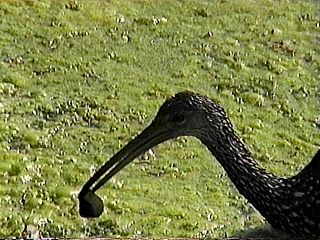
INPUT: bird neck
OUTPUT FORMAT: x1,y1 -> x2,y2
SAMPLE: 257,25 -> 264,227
198,125 -> 283,210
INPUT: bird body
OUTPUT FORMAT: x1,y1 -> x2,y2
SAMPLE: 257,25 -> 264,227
79,91 -> 320,237
199,109 -> 320,236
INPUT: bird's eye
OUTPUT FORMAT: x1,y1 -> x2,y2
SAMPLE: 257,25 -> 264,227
170,113 -> 186,124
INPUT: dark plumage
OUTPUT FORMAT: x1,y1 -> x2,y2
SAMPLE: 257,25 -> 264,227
79,91 -> 320,237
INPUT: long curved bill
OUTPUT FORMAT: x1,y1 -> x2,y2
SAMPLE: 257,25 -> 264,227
79,121 -> 174,196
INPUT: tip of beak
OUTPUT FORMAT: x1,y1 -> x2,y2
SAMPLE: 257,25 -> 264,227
79,190 -> 104,218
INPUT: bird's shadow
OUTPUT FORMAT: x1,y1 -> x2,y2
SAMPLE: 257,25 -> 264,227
230,224 -> 318,240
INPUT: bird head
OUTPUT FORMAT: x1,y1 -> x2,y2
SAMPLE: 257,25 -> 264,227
157,91 -> 229,133
78,91 -> 229,218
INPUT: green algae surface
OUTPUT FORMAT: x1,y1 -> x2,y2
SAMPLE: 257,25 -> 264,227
0,0 -> 319,238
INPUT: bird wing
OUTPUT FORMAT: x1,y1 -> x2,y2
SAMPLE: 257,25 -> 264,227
278,149 -> 320,235
294,149 -> 320,179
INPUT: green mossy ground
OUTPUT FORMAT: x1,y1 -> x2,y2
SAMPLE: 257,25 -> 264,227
0,0 -> 319,238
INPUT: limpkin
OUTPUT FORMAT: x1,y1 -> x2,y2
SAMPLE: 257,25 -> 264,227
79,91 -> 320,237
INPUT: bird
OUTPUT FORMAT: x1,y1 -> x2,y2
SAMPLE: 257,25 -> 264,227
79,91 -> 320,237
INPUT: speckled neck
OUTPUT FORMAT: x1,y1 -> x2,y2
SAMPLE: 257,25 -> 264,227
201,127 -> 281,195
197,122 -> 292,228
